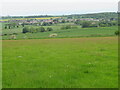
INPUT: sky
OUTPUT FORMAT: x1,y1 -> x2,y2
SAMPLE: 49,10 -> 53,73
0,0 -> 119,16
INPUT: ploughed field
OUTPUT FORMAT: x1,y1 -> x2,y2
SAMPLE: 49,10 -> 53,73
2,37 -> 118,88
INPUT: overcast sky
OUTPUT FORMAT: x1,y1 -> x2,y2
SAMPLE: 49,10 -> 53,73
0,0 -> 119,16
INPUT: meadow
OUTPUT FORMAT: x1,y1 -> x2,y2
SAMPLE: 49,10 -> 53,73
1,17 -> 118,88
2,37 -> 118,88
2,25 -> 118,40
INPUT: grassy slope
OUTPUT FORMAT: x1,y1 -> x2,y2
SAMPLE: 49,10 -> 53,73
3,37 -> 118,88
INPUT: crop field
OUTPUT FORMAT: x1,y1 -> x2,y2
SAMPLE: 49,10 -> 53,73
2,37 -> 118,88
0,17 -> 61,22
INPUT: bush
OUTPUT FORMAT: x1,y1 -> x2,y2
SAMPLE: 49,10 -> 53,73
22,26 -> 48,33
115,30 -> 119,36
3,34 -> 7,36
29,27 -> 36,33
40,27 -> 45,32
81,22 -> 91,28
42,22 -> 51,26
61,26 -> 66,29
22,27 -> 29,33
36,27 -> 41,32
74,20 -> 81,25
98,21 -> 117,27
61,25 -> 72,30
71,26 -> 78,29
13,33 -> 18,35
99,24 -> 106,27
66,25 -> 71,29
4,26 -> 7,29
47,27 -> 53,31
89,24 -> 98,27
61,19 -> 65,23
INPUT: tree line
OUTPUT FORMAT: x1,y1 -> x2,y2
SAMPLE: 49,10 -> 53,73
22,27 -> 53,33
74,20 -> 118,28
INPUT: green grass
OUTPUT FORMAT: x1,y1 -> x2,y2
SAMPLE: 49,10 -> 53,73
0,39 -> 2,89
3,37 -> 118,88
2,26 -> 118,40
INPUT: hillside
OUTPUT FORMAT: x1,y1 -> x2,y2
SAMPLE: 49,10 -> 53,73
67,12 -> 118,19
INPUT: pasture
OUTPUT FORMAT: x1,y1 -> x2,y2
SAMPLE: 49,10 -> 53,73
2,26 -> 118,40
2,37 -> 118,88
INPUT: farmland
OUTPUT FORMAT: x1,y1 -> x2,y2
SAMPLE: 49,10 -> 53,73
1,13 -> 118,40
0,17 -> 61,22
1,12 -> 119,88
2,37 -> 118,88
1,25 -> 118,40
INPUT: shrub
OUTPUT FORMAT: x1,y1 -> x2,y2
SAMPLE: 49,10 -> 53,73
40,27 -> 45,32
99,24 -> 106,27
89,24 -> 98,27
21,23 -> 25,27
61,19 -> 65,23
74,20 -> 81,25
29,27 -> 36,33
22,27 -> 29,33
71,26 -> 78,29
36,27 -> 41,32
4,26 -> 7,29
61,25 -> 72,30
3,34 -> 7,36
17,25 -> 19,28
42,22 -> 51,26
61,26 -> 66,29
22,26 -> 46,33
8,25 -> 11,29
47,27 -> 53,31
13,33 -> 18,35
98,21 -> 116,27
66,25 -> 71,29
81,21 -> 91,28
115,30 -> 119,36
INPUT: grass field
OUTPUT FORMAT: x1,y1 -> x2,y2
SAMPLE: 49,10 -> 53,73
2,26 -> 118,40
2,37 -> 118,88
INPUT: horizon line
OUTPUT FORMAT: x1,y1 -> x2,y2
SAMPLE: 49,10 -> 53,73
1,11 -> 117,17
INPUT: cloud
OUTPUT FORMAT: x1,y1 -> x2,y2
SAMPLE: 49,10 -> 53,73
1,0 -> 118,16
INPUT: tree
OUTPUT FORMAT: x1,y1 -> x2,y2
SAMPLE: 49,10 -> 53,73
81,21 -> 91,28
47,27 -> 53,31
99,21 -> 113,27
4,26 -> 7,29
12,23 -> 17,27
61,19 -> 65,23
65,25 -> 71,29
74,20 -> 80,25
115,30 -> 119,36
36,27 -> 41,32
42,22 -> 50,26
17,25 -> 19,28
8,25 -> 11,29
21,23 -> 25,27
22,27 -> 29,33
61,25 -> 72,29
29,27 -> 36,33
40,27 -> 45,32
